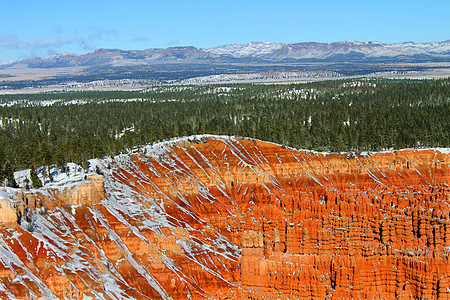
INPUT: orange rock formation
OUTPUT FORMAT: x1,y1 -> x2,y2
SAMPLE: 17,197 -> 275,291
0,136 -> 448,299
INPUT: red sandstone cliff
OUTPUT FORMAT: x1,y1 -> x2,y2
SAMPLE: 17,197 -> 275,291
0,136 -> 448,299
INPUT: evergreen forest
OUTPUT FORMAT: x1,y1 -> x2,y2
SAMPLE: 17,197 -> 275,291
1,78 -> 449,186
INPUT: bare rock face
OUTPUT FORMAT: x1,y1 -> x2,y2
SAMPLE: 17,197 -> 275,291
49,174 -> 106,206
0,136 -> 448,299
0,199 -> 17,227
7,174 -> 106,228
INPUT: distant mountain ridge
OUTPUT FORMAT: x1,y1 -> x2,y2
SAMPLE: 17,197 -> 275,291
208,40 -> 450,59
9,46 -> 222,68
3,40 -> 450,69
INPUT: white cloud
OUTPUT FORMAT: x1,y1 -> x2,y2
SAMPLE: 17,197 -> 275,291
0,34 -> 82,49
0,34 -> 22,48
0,29 -> 120,62
0,29 -> 118,51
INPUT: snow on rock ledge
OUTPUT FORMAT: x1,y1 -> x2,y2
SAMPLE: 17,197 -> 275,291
0,174 -> 106,228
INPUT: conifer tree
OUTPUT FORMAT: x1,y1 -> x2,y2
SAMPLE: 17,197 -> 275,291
5,162 -> 18,188
30,168 -> 42,189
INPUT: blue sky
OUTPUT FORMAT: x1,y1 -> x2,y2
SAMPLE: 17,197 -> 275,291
1,0 -> 449,63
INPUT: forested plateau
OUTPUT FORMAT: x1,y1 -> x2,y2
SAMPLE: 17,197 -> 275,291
0,77 -> 449,186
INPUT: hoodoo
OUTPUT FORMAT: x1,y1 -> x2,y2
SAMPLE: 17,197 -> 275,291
0,136 -> 448,299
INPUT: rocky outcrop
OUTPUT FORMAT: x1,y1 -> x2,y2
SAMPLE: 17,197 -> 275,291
48,174 -> 106,206
4,174 -> 106,228
0,136 -> 448,299
0,199 -> 17,227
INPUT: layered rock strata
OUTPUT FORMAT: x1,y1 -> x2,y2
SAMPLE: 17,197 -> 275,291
0,136 -> 448,299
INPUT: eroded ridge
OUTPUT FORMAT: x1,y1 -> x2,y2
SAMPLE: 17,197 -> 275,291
0,136 -> 448,299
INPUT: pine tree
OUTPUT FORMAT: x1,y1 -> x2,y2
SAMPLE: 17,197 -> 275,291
0,145 -> 6,183
5,162 -> 18,188
30,168 -> 42,189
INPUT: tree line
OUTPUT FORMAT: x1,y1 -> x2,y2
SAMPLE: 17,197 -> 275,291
1,78 -> 449,187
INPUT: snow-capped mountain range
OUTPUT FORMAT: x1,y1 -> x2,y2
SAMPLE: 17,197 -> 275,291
1,40 -> 449,86
206,41 -> 286,57
2,40 -> 450,69
206,40 -> 450,59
